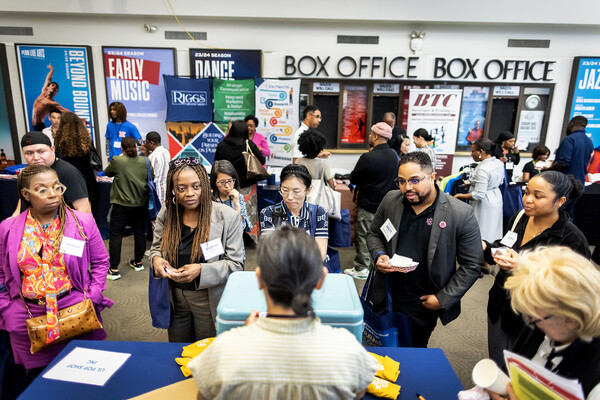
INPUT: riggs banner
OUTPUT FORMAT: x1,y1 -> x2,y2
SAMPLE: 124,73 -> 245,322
212,79 -> 255,123
16,44 -> 97,137
103,47 -> 175,147
255,79 -> 300,166
190,49 -> 262,79
164,76 -> 212,123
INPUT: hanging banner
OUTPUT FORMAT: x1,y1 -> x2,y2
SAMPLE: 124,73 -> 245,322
213,79 -> 255,123
407,89 -> 462,175
190,49 -> 262,79
0,44 -> 19,171
341,85 -> 368,145
456,86 -> 489,150
164,76 -> 212,123
103,47 -> 175,148
16,44 -> 97,139
565,57 -> 600,147
255,79 -> 300,166
165,122 -> 224,166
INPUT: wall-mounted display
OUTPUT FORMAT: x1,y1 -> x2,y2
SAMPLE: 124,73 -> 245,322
564,57 -> 600,147
189,49 -> 262,79
456,86 -> 489,151
0,44 -> 19,170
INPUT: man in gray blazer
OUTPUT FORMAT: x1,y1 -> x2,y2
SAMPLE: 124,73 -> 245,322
367,151 -> 483,347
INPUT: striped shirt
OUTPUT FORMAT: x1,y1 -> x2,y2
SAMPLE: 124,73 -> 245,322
259,201 -> 328,238
188,317 -> 377,400
148,145 -> 170,204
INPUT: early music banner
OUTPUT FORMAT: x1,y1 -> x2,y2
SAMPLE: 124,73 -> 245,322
103,47 -> 176,149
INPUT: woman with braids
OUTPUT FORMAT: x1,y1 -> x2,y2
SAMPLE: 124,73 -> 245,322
54,111 -> 98,206
104,136 -> 151,280
149,157 -> 244,342
0,165 -> 112,375
296,128 -> 335,189
188,225 -> 377,400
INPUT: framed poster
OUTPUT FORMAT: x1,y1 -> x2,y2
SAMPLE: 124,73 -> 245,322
564,57 -> 600,147
189,49 -> 262,79
341,85 -> 368,147
103,46 -> 176,148
0,44 -> 20,170
456,86 -> 489,151
15,44 -> 98,142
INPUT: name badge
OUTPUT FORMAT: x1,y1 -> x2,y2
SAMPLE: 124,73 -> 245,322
113,141 -> 121,148
201,239 -> 225,260
506,161 -> 514,170
59,237 -> 85,257
380,218 -> 397,242
500,231 -> 518,248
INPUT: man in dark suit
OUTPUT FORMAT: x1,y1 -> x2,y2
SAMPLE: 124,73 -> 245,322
367,151 -> 483,347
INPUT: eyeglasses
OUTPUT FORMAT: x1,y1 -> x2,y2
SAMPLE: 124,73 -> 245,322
23,184 -> 67,198
395,175 -> 429,188
169,157 -> 200,170
522,313 -> 554,327
216,178 -> 235,187
279,188 -> 306,199
309,112 -> 322,120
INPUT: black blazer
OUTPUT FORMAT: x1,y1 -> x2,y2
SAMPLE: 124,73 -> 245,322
214,139 -> 266,188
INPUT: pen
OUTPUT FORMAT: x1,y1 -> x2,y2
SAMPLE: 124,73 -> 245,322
416,394 -> 426,400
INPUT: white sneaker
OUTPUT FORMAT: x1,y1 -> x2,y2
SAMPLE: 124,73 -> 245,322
343,268 -> 368,280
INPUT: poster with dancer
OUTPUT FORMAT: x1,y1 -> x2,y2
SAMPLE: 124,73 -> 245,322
0,44 -> 19,170
341,85 -> 368,146
456,87 -> 489,151
255,79 -> 300,166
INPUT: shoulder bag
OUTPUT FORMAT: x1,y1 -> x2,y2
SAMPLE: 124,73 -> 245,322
306,160 -> 342,220
145,157 -> 162,220
89,142 -> 103,172
243,140 -> 270,180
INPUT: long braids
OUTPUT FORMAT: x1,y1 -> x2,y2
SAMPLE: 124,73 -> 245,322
161,164 -> 212,268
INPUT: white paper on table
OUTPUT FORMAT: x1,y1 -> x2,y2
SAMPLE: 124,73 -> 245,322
43,347 -> 131,386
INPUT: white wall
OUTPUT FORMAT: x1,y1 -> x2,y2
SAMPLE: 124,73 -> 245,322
1,4 -> 598,171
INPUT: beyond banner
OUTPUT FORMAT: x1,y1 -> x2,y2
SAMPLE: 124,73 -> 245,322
16,44 -> 97,139
190,49 -> 262,79
255,79 -> 300,166
103,47 -> 175,147
213,79 -> 255,123
164,76 -> 212,123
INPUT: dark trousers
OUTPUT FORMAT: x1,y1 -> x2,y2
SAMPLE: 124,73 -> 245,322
109,204 -> 146,270
393,301 -> 438,348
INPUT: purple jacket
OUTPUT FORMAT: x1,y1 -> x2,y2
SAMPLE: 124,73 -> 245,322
0,209 -> 113,331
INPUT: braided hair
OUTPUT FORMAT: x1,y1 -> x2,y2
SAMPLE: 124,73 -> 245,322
160,163 -> 212,268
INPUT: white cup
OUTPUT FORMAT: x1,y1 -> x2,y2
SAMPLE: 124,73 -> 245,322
472,358 -> 510,395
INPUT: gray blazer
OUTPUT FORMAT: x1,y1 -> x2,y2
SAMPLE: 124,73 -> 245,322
366,188 -> 483,325
149,202 -> 244,325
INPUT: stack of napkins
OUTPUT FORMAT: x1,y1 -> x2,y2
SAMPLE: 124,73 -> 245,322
175,338 -> 215,377
388,255 -> 419,273
367,352 -> 401,399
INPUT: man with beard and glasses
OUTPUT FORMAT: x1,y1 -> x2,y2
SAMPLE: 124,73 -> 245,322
366,151 -> 483,347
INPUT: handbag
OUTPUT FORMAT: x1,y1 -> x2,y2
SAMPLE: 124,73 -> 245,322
89,142 -> 103,172
328,208 -> 352,247
21,292 -> 102,354
243,140 -> 270,181
144,157 -> 162,220
360,269 -> 412,347
148,267 -> 172,329
306,160 -> 342,220
499,169 -> 523,230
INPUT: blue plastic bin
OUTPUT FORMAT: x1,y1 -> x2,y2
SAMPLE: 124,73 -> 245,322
216,271 -> 363,341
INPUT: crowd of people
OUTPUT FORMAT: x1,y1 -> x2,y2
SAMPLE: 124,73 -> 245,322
0,103 -> 598,399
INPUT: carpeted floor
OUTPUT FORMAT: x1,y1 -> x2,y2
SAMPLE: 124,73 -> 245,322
102,236 -> 493,389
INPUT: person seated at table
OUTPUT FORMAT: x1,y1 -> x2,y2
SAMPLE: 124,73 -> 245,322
210,160 -> 252,233
258,164 -> 328,260
488,246 -> 600,400
483,171 -> 590,367
296,128 -> 335,189
521,145 -> 550,183
149,157 -> 244,343
188,225 -> 377,400
0,165 -> 112,376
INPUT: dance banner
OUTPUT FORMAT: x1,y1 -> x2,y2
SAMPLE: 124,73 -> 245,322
255,79 -> 300,166
16,44 -> 97,139
0,44 -> 19,170
103,47 -> 175,147
190,49 -> 262,79
407,89 -> 462,175
565,57 -> 600,147
165,122 -> 224,166
164,76 -> 212,123
456,87 -> 489,150
212,79 -> 255,123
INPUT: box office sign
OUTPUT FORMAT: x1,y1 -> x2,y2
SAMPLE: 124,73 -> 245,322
190,49 -> 262,79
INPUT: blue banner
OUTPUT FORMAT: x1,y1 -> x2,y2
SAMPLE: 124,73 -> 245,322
164,76 -> 212,123
16,44 -> 96,138
103,47 -> 175,148
0,45 -> 17,169
568,57 -> 600,147
457,87 -> 489,148
189,49 -> 262,79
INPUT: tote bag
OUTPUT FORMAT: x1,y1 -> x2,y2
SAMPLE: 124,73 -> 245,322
243,140 -> 270,180
499,169 -> 523,229
306,160 -> 342,220
328,208 -> 352,247
144,157 -> 162,220
360,269 -> 412,347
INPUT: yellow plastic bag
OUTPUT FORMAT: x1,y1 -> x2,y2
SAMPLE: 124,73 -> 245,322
370,352 -> 400,382
367,377 -> 401,399
181,337 -> 215,358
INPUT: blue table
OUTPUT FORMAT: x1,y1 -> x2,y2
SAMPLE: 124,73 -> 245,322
19,341 -> 463,400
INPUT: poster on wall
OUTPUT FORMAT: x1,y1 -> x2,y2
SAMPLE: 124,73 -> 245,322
190,49 -> 262,79
16,44 -> 97,140
212,79 -> 255,123
407,89 -> 463,176
165,121 -> 225,166
517,110 -> 544,143
103,47 -> 176,148
456,87 -> 489,151
164,76 -> 212,123
341,85 -> 368,145
255,79 -> 300,166
0,44 -> 19,171
565,57 -> 600,147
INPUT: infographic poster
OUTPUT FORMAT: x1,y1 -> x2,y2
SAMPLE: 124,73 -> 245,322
103,47 -> 175,148
255,79 -> 300,166
16,44 -> 97,139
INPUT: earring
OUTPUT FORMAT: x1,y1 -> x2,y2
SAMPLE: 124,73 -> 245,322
172,196 -> 177,204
